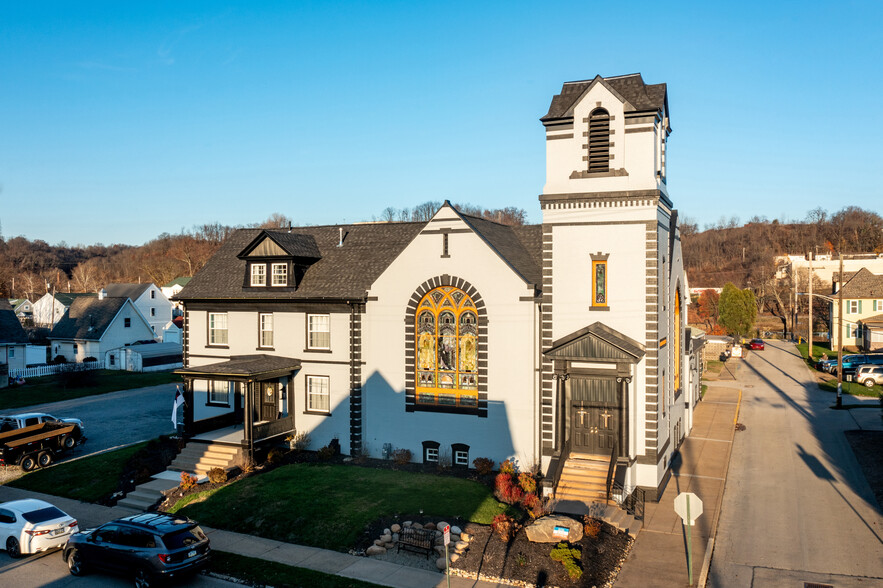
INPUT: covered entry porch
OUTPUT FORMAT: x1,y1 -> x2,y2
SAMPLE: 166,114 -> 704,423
542,322 -> 644,504
175,354 -> 301,461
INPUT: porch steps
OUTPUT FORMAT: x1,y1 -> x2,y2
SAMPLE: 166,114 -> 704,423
554,453 -> 609,504
168,442 -> 243,477
116,476 -> 180,511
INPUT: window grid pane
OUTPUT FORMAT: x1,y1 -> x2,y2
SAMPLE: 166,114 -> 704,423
260,313 -> 274,347
272,264 -> 288,286
251,264 -> 266,286
454,450 -> 468,466
209,313 -> 228,345
308,315 -> 331,349
426,448 -> 439,462
307,376 -> 330,412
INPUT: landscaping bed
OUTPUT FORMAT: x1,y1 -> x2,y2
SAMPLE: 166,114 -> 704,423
449,520 -> 632,588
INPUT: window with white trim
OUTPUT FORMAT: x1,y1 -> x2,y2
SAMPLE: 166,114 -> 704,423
209,380 -> 232,405
8,347 -> 14,358
308,314 -> 330,349
426,447 -> 439,462
454,449 -> 468,467
847,300 -> 859,314
259,313 -> 274,348
209,312 -> 228,345
272,263 -> 288,286
251,264 -> 267,286
307,375 -> 330,413
150,290 -> 156,299
150,308 -> 156,317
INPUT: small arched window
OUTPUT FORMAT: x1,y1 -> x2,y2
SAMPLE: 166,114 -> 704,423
588,108 -> 610,172
416,286 -> 478,407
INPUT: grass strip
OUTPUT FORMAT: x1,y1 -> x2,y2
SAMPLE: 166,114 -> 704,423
209,551 -> 384,588
0,370 -> 181,409
818,378 -> 880,398
7,442 -> 147,502
178,462 -> 511,551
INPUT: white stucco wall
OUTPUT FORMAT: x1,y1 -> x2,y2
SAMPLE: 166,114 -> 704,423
363,207 -> 540,468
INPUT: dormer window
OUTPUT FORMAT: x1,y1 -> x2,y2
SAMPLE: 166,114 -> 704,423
272,263 -> 288,286
251,263 -> 267,286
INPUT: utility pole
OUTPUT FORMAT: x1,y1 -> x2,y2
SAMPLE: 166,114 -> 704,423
837,249 -> 843,409
808,252 -> 813,359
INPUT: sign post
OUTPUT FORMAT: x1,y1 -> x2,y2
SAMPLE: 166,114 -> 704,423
443,524 -> 451,588
674,492 -> 704,586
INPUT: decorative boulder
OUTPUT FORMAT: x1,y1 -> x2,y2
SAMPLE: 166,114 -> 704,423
384,542 -> 395,549
436,557 -> 448,570
454,540 -> 468,552
411,522 -> 423,530
525,514 -> 584,543
383,528 -> 391,535
460,532 -> 472,542
366,545 -> 386,556
391,524 -> 402,533
437,521 -> 450,532
373,539 -> 384,546
379,534 -> 392,544
451,525 -> 462,535
403,520 -> 413,527
424,522 -> 436,530
450,553 -> 459,563
392,533 -> 399,542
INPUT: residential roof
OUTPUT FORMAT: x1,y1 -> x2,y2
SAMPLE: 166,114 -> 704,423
860,313 -> 883,325
178,209 -> 543,302
49,297 -> 129,341
0,299 -> 28,344
837,268 -> 883,299
54,292 -> 97,307
163,277 -> 192,288
125,342 -> 182,359
541,73 -> 667,122
175,354 -> 300,378
239,231 -> 322,259
105,283 -> 152,300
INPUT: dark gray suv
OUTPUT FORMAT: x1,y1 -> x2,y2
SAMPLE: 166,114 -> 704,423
63,513 -> 210,587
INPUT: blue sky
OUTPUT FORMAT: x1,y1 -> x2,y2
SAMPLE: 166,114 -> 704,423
2,1 -> 881,246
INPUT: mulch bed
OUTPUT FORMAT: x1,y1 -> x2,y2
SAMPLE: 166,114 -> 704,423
845,429 -> 883,509
450,521 -> 632,588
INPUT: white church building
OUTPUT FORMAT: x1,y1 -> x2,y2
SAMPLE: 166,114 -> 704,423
176,73 -> 693,504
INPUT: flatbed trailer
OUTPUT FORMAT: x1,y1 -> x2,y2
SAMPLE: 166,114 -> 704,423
0,422 -> 81,471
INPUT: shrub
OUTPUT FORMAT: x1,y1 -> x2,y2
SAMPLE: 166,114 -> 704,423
267,447 -> 287,464
52,355 -> 67,364
285,430 -> 311,453
494,472 -> 523,505
179,472 -> 198,490
436,449 -> 452,471
242,457 -> 256,474
491,514 -> 519,542
392,448 -> 412,465
472,457 -> 495,476
521,493 -> 546,519
550,542 -> 582,580
208,467 -> 227,484
582,516 -> 602,538
83,356 -> 97,362
317,445 -> 335,461
500,459 -> 516,475
518,472 -> 536,494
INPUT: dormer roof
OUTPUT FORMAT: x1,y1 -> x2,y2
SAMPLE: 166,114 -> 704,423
237,230 -> 321,260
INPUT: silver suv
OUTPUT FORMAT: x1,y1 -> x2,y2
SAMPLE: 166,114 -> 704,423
855,364 -> 883,388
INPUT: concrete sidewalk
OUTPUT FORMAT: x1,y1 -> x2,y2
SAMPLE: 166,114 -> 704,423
0,484 -> 502,588
614,385 -> 741,587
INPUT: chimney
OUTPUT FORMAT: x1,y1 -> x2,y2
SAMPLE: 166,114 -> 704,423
98,288 -> 107,300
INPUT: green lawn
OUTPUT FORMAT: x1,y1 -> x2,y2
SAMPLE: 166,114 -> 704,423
795,342 -> 834,366
175,463 -> 511,551
210,551 -> 383,588
7,442 -> 148,502
818,378 -> 881,399
1,370 -> 181,409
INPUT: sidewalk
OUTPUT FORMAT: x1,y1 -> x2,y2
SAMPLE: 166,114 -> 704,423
0,484 -> 503,588
614,385 -> 741,587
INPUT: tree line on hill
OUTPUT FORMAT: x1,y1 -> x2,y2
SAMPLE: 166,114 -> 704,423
0,202 -> 527,300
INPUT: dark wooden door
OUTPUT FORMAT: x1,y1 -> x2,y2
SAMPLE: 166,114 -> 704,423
261,382 -> 277,422
572,402 -> 595,453
572,403 -> 619,455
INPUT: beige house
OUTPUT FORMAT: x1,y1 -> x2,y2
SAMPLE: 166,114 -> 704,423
829,268 -> 883,350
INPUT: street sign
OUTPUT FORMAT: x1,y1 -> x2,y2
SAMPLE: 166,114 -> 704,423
674,492 -> 703,525
443,524 -> 450,546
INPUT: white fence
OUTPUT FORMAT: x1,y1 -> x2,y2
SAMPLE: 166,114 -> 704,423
9,361 -> 105,379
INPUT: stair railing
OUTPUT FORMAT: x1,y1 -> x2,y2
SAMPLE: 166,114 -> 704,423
605,440 -> 618,503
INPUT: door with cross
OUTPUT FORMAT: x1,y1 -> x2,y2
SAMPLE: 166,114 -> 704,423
571,402 -> 618,455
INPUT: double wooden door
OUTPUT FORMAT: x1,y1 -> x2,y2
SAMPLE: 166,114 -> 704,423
571,402 -> 618,455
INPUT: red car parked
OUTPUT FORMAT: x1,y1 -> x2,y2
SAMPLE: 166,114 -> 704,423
746,339 -> 764,350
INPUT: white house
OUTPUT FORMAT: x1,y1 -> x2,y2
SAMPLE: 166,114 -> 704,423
104,283 -> 173,340
105,342 -> 182,373
162,277 -> 191,317
31,292 -> 97,327
175,73 -> 690,504
48,292 -> 156,363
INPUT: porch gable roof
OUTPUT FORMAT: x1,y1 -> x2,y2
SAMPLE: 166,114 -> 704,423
544,322 -> 645,362
176,354 -> 301,379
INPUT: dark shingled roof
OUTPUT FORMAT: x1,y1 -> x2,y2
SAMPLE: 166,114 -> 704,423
49,297 -> 129,341
105,283 -> 151,300
0,299 -> 28,344
542,73 -> 667,122
838,268 -> 883,299
164,277 -> 192,288
176,354 -> 301,377
178,223 -> 426,301
54,292 -> 97,307
179,210 -> 545,302
240,231 -> 322,259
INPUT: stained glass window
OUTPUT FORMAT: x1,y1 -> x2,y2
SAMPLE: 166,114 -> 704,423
415,286 -> 479,408
592,260 -> 607,306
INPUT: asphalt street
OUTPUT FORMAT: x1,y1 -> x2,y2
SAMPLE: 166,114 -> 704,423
2,383 -> 181,461
707,340 -> 883,587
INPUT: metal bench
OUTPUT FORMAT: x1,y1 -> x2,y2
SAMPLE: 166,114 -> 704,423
396,526 -> 435,559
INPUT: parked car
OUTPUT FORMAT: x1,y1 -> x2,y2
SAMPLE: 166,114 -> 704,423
0,498 -> 78,557
64,513 -> 211,587
0,412 -> 85,440
746,339 -> 764,350
855,364 -> 883,388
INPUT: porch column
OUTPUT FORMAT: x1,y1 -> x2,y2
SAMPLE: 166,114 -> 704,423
244,380 -> 254,463
183,379 -> 194,437
617,376 -> 631,457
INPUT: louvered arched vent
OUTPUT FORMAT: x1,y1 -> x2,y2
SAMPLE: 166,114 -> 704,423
588,108 -> 610,172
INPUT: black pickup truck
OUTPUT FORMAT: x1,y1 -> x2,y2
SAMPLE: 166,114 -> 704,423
0,422 -> 83,471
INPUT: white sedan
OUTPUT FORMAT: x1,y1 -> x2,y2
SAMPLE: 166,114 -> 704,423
0,499 -> 78,558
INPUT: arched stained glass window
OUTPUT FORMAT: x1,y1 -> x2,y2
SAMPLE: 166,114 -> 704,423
416,286 -> 479,407
674,288 -> 681,392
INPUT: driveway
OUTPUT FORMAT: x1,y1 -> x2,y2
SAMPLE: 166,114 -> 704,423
708,340 -> 883,587
3,384 -> 180,460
